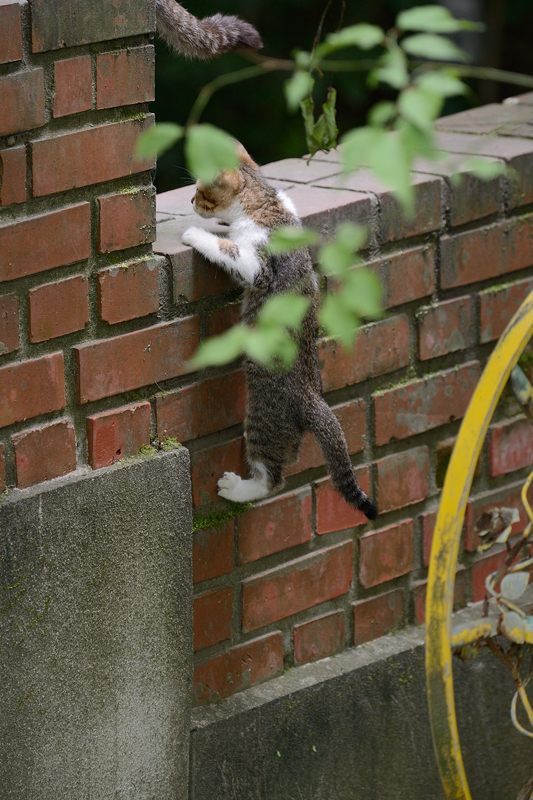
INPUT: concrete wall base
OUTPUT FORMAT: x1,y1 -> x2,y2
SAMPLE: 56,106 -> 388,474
0,450 -> 192,800
191,627 -> 531,800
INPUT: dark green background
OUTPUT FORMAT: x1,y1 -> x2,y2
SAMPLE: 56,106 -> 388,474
153,0 -> 532,192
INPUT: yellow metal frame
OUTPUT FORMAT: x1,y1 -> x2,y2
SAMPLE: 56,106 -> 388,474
425,291 -> 533,800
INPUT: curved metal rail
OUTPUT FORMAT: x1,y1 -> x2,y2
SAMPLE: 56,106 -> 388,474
425,290 -> 533,799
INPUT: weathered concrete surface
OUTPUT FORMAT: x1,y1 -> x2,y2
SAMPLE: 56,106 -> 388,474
191,627 -> 532,800
0,450 -> 192,800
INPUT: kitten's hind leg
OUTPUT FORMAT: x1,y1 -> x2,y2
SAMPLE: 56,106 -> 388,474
217,462 -> 270,503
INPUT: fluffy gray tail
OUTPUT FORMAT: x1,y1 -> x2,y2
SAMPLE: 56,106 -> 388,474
156,0 -> 263,59
305,395 -> 377,521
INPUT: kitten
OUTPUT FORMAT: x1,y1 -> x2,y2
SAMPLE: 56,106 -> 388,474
157,0 -> 262,59
182,146 -> 377,520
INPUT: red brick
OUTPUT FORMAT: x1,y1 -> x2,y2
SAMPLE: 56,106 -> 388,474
32,119 -> 154,197
286,399 -> 366,478
440,216 -> 533,289
13,420 -> 76,488
359,519 -> 413,588
96,46 -> 155,109
87,402 -> 151,469
204,304 -> 241,337
0,1 -> 23,64
0,146 -> 27,206
29,275 -> 89,343
238,487 -> 312,564
190,438 -> 246,508
471,549 -> 507,602
0,203 -> 91,282
157,371 -> 245,443
480,278 -> 533,343
315,467 -> 370,534
98,260 -> 159,324
376,446 -> 429,513
31,0 -> 155,52
353,588 -> 405,645
193,586 -> 233,651
413,567 -> 468,624
362,246 -> 436,309
489,416 -> 533,477
0,294 -> 19,355
293,610 -> 345,665
53,56 -> 92,118
242,541 -> 353,632
434,436 -> 482,490
193,632 -> 283,705
98,189 -> 155,254
0,69 -> 45,136
0,442 -> 5,492
320,315 -> 410,392
465,482 -> 529,553
75,316 -> 199,403
193,522 -> 234,584
418,296 -> 475,360
170,246 -> 234,303
0,353 -> 64,429
422,510 -> 438,567
374,361 -> 480,445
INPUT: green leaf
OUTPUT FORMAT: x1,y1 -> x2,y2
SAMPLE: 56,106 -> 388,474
245,327 -> 298,368
324,24 -> 384,52
415,71 -> 468,97
461,156 -> 506,180
135,123 -> 183,160
189,324 -> 247,369
320,294 -> 359,349
335,222 -> 367,252
401,33 -> 468,62
368,130 -> 414,213
398,87 -> 443,130
342,268 -> 383,319
397,119 -> 437,159
258,293 -> 310,330
368,101 -> 397,127
285,71 -> 314,112
371,45 -> 409,89
340,126 -> 374,172
185,124 -> 239,184
318,223 -> 366,277
300,89 -> 338,156
268,226 -> 319,254
294,50 -> 313,69
397,5 -> 483,34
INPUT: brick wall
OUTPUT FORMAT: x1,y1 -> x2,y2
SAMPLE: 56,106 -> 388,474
155,98 -> 533,705
1,3 -> 532,707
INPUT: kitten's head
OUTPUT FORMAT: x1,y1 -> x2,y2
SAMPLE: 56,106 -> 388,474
191,144 -> 260,222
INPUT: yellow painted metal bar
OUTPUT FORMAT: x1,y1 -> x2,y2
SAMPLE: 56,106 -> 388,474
425,291 -> 533,800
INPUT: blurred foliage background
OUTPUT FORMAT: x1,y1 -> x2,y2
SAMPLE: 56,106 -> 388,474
153,0 -> 532,192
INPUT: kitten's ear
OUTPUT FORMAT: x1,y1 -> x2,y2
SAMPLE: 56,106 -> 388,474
236,142 -> 259,171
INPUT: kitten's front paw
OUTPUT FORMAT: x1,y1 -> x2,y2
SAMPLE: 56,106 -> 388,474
182,226 -> 203,247
217,471 -> 242,501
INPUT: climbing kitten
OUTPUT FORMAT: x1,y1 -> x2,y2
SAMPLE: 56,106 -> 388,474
182,147 -> 377,520
157,0 -> 262,59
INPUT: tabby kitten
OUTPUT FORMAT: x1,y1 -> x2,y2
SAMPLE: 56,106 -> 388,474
157,0 -> 262,59
182,147 -> 377,520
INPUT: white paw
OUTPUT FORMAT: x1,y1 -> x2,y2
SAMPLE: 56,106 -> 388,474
182,226 -> 203,247
217,471 -> 242,501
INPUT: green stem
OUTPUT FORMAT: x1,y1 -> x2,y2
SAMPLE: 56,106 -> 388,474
187,64 -> 273,128
419,62 -> 533,89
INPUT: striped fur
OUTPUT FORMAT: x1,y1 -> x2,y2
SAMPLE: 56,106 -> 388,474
157,0 -> 262,60
182,152 -> 377,520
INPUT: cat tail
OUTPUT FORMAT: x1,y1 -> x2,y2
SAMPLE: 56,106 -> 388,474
157,0 -> 263,60
305,395 -> 377,521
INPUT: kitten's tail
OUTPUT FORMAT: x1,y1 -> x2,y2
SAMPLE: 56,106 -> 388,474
156,0 -> 263,60
305,395 -> 377,521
